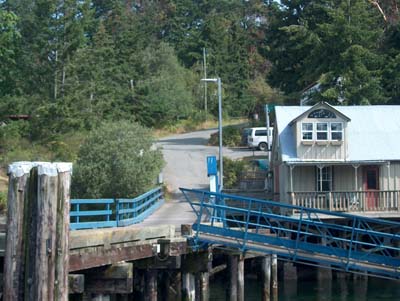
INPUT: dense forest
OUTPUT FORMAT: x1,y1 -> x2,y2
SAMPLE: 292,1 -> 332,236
0,0 -> 399,163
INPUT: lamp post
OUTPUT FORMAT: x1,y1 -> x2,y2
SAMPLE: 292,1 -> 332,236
201,77 -> 223,191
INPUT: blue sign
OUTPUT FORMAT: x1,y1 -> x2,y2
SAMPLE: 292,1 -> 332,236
207,156 -> 217,176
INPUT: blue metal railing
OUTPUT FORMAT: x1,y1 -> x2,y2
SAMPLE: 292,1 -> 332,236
70,187 -> 164,230
181,188 -> 400,279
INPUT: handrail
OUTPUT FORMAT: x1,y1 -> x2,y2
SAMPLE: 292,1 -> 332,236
181,188 -> 400,279
70,186 -> 164,230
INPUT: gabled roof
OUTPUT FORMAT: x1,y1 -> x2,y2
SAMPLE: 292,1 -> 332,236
275,104 -> 400,162
289,102 -> 350,125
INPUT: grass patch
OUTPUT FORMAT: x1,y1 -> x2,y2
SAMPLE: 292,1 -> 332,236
153,117 -> 249,138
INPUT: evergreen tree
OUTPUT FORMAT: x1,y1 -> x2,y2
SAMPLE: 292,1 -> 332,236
267,0 -> 386,105
0,10 -> 20,96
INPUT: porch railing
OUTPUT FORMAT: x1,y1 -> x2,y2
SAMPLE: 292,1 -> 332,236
290,190 -> 400,212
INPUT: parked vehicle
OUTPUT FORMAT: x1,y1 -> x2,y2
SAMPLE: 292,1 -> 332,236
247,127 -> 273,151
241,128 -> 252,146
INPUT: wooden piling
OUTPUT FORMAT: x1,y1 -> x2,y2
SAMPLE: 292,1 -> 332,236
3,163 -> 31,301
228,255 -> 238,301
182,272 -> 196,301
166,271 -> 182,301
262,255 -> 271,301
200,271 -> 209,301
271,254 -> 278,301
4,162 -> 72,301
145,269 -> 158,301
56,166 -> 72,300
237,256 -> 244,301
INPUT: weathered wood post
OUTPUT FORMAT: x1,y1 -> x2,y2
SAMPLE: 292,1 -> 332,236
182,272 -> 196,301
145,269 -> 158,301
228,255 -> 238,301
237,256 -> 244,301
271,254 -> 278,301
262,255 -> 271,301
4,162 -> 72,301
282,262 -> 297,300
4,162 -> 31,301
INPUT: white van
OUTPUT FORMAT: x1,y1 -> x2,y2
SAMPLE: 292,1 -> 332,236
247,127 -> 273,151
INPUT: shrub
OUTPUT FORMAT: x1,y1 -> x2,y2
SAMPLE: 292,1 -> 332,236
72,121 -> 164,198
0,191 -> 7,213
223,157 -> 246,189
209,125 -> 242,147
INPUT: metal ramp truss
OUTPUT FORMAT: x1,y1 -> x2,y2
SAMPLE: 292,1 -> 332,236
180,188 -> 400,280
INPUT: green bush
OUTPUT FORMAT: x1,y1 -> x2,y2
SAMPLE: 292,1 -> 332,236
71,121 -> 164,198
223,157 -> 246,189
0,191 -> 7,212
209,125 -> 242,147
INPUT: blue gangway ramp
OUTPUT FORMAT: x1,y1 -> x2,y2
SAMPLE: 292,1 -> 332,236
181,188 -> 400,280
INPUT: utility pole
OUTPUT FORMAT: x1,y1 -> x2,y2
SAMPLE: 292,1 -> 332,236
203,48 -> 207,120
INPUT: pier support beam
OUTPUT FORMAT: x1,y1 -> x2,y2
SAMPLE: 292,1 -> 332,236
228,255 -> 238,301
271,254 -> 278,301
261,256 -> 271,301
227,254 -> 244,301
282,262 -> 297,300
166,271 -> 182,301
195,272 -> 210,301
198,272 -> 210,301
317,267 -> 332,301
145,269 -> 158,301
182,272 -> 196,301
238,256 -> 244,301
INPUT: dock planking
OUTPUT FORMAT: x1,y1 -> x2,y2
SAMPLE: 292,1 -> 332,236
0,223 -> 188,272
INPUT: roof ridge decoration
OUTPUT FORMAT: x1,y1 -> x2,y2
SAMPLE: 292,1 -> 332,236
289,101 -> 351,126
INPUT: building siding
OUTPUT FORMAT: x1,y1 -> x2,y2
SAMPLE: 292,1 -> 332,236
295,115 -> 348,161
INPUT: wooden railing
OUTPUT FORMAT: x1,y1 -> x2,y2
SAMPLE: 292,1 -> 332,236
70,187 -> 164,230
290,190 -> 400,212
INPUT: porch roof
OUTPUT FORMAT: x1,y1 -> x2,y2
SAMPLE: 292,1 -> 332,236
275,105 -> 400,162
284,160 -> 386,166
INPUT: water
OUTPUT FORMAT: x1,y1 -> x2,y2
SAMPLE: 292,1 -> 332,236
209,272 -> 400,300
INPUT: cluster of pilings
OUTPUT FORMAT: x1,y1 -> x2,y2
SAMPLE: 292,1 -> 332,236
69,251 -> 281,301
4,162 -> 72,301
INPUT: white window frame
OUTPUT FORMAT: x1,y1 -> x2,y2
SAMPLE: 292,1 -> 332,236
301,122 -> 313,141
330,122 -> 343,141
316,122 -> 328,141
316,166 -> 333,192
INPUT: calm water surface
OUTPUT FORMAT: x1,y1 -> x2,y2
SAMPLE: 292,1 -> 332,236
209,273 -> 400,300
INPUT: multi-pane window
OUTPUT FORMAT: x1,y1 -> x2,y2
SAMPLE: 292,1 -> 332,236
302,122 -> 343,142
316,167 -> 332,191
330,123 -> 343,140
301,123 -> 313,140
316,123 -> 328,140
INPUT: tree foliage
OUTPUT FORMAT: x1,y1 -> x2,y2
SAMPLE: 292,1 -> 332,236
0,0 -> 399,153
72,121 -> 164,198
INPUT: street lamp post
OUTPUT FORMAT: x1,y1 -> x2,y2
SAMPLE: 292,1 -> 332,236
201,77 -> 223,191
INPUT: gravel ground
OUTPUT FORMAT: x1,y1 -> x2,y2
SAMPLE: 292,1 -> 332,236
139,128 -> 265,228
156,128 -> 264,193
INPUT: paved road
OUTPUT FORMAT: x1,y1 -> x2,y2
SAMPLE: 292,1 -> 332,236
139,128 -> 264,228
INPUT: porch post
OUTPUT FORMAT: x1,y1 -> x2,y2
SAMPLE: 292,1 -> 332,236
316,165 -> 325,192
352,165 -> 360,191
387,162 -> 391,209
289,165 -> 295,206
289,165 -> 294,193
316,165 -> 325,209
